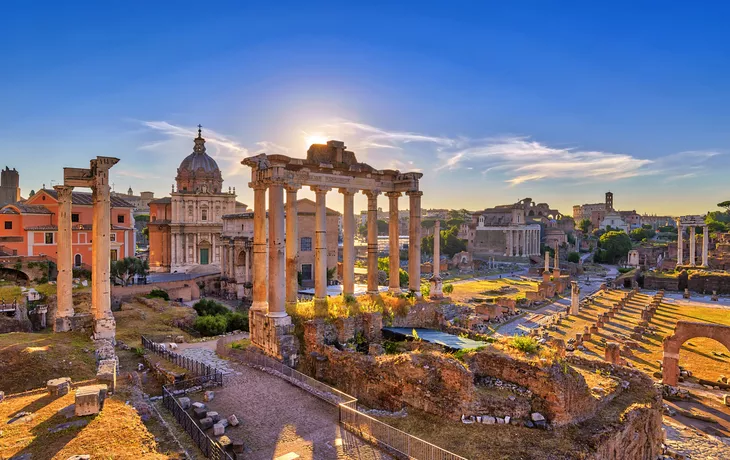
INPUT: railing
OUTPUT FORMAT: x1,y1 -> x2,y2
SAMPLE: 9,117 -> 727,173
162,376 -> 232,460
222,343 -> 467,460
141,335 -> 223,382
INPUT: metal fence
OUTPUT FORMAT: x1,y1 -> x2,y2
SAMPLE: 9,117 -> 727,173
141,335 -> 223,382
226,346 -> 467,460
162,376 -> 233,460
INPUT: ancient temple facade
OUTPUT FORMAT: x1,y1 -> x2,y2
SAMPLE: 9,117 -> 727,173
148,127 -> 241,273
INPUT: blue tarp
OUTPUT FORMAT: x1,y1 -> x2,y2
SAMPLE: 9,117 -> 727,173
382,327 -> 488,350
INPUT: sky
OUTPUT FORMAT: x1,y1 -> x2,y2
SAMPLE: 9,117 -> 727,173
2,1 -> 729,217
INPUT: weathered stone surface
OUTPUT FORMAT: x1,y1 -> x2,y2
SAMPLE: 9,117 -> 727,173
203,390 -> 215,402
192,402 -> 206,409
74,385 -> 106,416
206,411 -> 220,422
178,397 -> 191,410
199,417 -> 214,430
218,435 -> 232,448
66,456 -> 91,460
213,423 -> 225,436
228,414 -> 240,426
193,407 -> 207,419
96,359 -> 117,393
47,377 -> 72,396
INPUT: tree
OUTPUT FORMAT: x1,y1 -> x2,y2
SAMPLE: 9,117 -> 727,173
376,219 -> 388,235
630,228 -> 651,242
567,252 -> 580,263
598,231 -> 632,264
717,200 -> 730,212
421,225 -> 466,258
110,257 -> 148,286
421,219 -> 437,230
134,214 -> 150,222
376,257 -> 408,287
592,228 -> 605,238
142,227 -> 149,239
357,223 -> 367,238
29,189 -> 36,197
578,218 -> 592,233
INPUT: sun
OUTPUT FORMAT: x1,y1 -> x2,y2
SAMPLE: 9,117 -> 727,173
305,134 -> 328,147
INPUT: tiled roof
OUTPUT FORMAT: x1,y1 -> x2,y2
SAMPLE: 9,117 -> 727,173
24,224 -> 131,231
40,189 -> 134,208
0,203 -> 53,214
150,197 -> 172,204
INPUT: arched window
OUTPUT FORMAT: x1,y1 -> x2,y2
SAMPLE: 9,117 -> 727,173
201,209 -> 208,221
74,254 -> 82,267
300,237 -> 312,252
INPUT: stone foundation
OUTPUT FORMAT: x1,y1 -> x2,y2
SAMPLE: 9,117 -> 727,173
249,309 -> 299,367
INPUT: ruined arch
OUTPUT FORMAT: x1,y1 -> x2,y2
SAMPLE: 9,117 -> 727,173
0,267 -> 30,285
662,321 -> 730,386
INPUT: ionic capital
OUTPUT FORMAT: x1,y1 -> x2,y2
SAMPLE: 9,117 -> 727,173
406,190 -> 423,198
310,185 -> 331,195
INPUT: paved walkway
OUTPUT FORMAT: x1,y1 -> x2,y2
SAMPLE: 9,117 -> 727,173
177,338 -> 391,459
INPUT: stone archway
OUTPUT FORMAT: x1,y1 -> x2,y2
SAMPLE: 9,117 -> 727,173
662,320 -> 730,386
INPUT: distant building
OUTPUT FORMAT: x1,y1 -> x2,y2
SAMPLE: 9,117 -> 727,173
573,192 -> 613,229
0,167 -> 21,208
0,188 -> 135,263
600,211 -> 630,234
111,187 -> 155,216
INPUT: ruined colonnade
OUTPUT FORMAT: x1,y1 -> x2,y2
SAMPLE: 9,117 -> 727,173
676,216 -> 709,267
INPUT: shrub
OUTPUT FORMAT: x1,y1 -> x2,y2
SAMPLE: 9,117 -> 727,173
421,283 -> 430,298
567,252 -> 580,263
194,314 -> 228,336
194,298 -> 228,316
383,340 -> 399,354
146,288 -> 169,300
509,336 -> 540,354
453,347 -> 485,361
230,339 -> 251,350
443,283 -> 454,294
226,311 -> 249,332
132,346 -> 146,357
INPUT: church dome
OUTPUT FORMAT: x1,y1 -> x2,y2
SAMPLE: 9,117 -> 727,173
175,126 -> 224,194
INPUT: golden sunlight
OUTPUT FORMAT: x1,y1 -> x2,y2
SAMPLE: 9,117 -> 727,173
305,134 -> 328,147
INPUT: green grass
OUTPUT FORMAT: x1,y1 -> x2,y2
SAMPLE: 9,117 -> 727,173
509,336 -> 540,354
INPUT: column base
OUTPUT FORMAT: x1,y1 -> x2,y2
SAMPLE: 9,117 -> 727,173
251,300 -> 269,312
54,316 -> 73,333
388,287 -> 402,295
430,277 -> 443,299
314,297 -> 328,317
93,317 -> 117,341
266,311 -> 291,322
249,310 -> 299,367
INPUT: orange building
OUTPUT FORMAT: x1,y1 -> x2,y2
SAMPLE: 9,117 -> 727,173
0,189 -> 135,266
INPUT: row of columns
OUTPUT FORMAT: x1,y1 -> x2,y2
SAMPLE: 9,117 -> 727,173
676,223 -> 709,267
171,232 -> 219,266
55,157 -> 118,340
251,181 -> 422,319
221,242 -> 251,283
505,228 -> 540,257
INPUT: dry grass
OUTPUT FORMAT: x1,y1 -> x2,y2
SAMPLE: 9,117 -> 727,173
450,278 -> 539,304
114,299 -> 196,346
287,293 -> 414,323
555,291 -> 730,382
0,391 -> 171,459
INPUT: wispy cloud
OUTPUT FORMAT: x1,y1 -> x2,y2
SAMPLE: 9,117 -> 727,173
116,169 -> 160,180
319,120 -> 722,186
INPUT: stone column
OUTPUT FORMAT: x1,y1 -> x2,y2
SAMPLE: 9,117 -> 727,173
268,181 -> 286,318
702,225 -> 709,267
430,220 -> 443,298
245,244 -> 251,283
554,243 -> 560,270
364,190 -> 380,294
252,183 -> 268,311
386,192 -> 402,293
689,226 -> 696,266
90,157 -> 118,340
221,241 -> 227,277
570,281 -> 580,315
544,248 -> 550,272
407,191 -> 422,295
507,230 -> 513,257
339,188 -> 356,297
54,185 -> 74,332
285,186 -> 300,310
313,186 -> 330,310
676,222 -> 684,266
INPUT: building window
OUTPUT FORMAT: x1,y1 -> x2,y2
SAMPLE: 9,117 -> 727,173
300,237 -> 312,252
117,214 -> 125,223
45,232 -> 54,244
74,254 -> 82,267
4,221 -> 11,230
110,233 -> 116,242
71,213 -> 79,223
301,263 -> 313,281
110,249 -> 118,261
202,209 -> 208,221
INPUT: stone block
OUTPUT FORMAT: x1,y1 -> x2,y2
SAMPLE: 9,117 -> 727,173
96,359 -> 117,393
175,335 -> 185,343
0,391 -> 4,402
218,435 -> 232,449
204,390 -> 215,402
206,411 -> 220,422
218,418 -> 229,428
482,415 -> 496,424
368,343 -> 384,356
75,385 -> 103,416
178,397 -> 191,410
193,407 -> 208,419
200,417 -> 214,430
228,414 -> 240,426
213,423 -> 225,436
192,402 -> 206,409
723,394 -> 730,407
233,440 -> 245,453
47,377 -> 72,397
66,456 -> 91,460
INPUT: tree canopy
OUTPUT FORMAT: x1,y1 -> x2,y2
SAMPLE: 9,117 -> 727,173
377,219 -> 388,235
597,231 -> 632,264
630,227 -> 654,242
421,225 -> 467,258
110,257 -> 148,286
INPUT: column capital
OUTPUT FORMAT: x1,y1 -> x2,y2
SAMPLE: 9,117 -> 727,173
363,189 -> 381,199
338,187 -> 358,196
310,185 -> 331,195
250,181 -> 269,191
385,191 -> 402,198
285,184 -> 301,193
406,190 -> 423,197
53,185 -> 74,199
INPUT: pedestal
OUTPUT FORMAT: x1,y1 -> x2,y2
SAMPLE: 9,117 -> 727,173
249,310 -> 300,367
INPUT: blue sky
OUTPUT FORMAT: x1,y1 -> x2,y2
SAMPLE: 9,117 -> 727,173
2,1 -> 729,216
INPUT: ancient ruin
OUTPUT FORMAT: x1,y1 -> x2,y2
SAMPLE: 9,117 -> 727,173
241,140 -> 422,364
662,320 -> 730,386
676,215 -> 709,267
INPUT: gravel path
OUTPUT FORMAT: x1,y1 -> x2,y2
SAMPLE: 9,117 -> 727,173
664,417 -> 730,460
